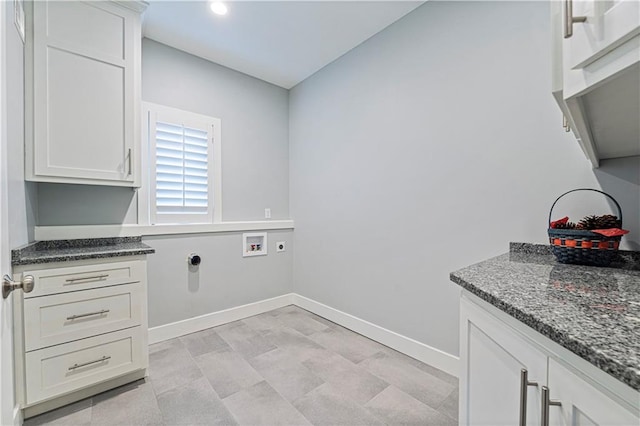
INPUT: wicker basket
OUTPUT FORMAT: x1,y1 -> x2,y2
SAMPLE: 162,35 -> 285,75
548,188 -> 623,267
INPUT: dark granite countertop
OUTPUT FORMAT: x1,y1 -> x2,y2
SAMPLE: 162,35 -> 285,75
12,237 -> 155,266
451,243 -> 640,392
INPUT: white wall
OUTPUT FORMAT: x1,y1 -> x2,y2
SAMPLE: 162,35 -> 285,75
289,0 -> 640,357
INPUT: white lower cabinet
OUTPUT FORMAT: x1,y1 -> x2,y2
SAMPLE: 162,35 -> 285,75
547,359 -> 639,426
23,282 -> 144,351
13,257 -> 149,418
462,299 -> 546,426
461,293 -> 639,426
24,327 -> 144,404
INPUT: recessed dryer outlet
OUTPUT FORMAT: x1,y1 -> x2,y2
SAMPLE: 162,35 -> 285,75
243,232 -> 267,257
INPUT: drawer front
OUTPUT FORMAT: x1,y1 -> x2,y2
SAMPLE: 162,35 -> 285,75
25,327 -> 144,404
23,283 -> 143,351
23,260 -> 144,298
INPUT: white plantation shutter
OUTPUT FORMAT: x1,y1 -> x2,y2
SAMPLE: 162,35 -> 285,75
155,122 -> 209,214
148,106 -> 218,224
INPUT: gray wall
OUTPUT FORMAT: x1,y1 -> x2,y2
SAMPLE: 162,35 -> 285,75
4,1 -> 36,421
35,39 -> 293,328
142,39 -> 290,222
36,39 -> 290,225
36,183 -> 137,226
6,1 -> 36,247
142,40 -> 293,327
144,230 -> 293,328
24,2 -> 639,350
289,0 -> 640,358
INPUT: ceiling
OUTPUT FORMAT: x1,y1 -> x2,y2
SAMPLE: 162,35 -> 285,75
142,1 -> 424,89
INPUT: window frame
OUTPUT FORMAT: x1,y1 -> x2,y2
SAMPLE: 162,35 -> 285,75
140,102 -> 222,225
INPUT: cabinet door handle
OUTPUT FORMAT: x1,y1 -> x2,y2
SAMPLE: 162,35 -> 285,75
68,355 -> 111,371
127,148 -> 132,176
519,368 -> 539,426
564,0 -> 587,39
66,309 -> 110,320
65,274 -> 109,283
541,386 -> 562,426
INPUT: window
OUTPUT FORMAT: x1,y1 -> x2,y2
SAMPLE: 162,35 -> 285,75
143,103 -> 221,224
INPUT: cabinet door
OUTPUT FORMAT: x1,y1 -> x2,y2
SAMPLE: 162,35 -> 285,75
31,1 -> 136,185
460,297 -> 547,426
547,359 -> 639,426
565,0 -> 640,69
553,0 -> 640,165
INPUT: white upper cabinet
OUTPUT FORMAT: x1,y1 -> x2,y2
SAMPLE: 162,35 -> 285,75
26,1 -> 147,186
566,0 -> 639,66
551,0 -> 640,168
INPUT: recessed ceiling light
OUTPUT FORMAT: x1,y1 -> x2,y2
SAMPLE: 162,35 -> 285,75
210,2 -> 228,16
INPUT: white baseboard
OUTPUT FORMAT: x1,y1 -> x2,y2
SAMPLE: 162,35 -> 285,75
292,294 -> 460,378
148,293 -> 295,344
13,404 -> 22,426
148,293 -> 459,378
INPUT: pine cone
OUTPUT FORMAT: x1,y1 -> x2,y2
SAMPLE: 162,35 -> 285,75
576,215 -> 599,230
555,221 -> 577,229
594,214 -> 622,229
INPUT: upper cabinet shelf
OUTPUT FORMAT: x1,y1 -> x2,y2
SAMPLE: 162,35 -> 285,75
551,0 -> 640,168
25,1 -> 147,187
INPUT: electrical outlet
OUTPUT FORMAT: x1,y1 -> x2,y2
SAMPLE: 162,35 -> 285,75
276,241 -> 286,252
265,208 -> 271,219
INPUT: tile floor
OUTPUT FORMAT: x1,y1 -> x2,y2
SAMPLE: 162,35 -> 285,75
25,305 -> 459,425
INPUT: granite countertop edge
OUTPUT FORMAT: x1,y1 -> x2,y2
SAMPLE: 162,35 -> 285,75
450,242 -> 640,392
450,272 -> 638,391
12,237 -> 155,266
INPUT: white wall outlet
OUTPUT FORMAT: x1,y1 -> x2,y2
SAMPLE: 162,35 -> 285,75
265,208 -> 271,219
276,241 -> 286,252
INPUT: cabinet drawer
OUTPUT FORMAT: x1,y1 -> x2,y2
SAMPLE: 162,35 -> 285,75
23,283 -> 143,351
25,327 -> 144,405
23,260 -> 144,298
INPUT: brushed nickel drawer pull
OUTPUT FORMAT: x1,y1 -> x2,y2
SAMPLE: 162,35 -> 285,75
65,274 -> 109,283
66,309 -> 110,320
541,386 -> 562,426
519,369 -> 539,426
68,355 -> 111,371
564,0 -> 587,39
